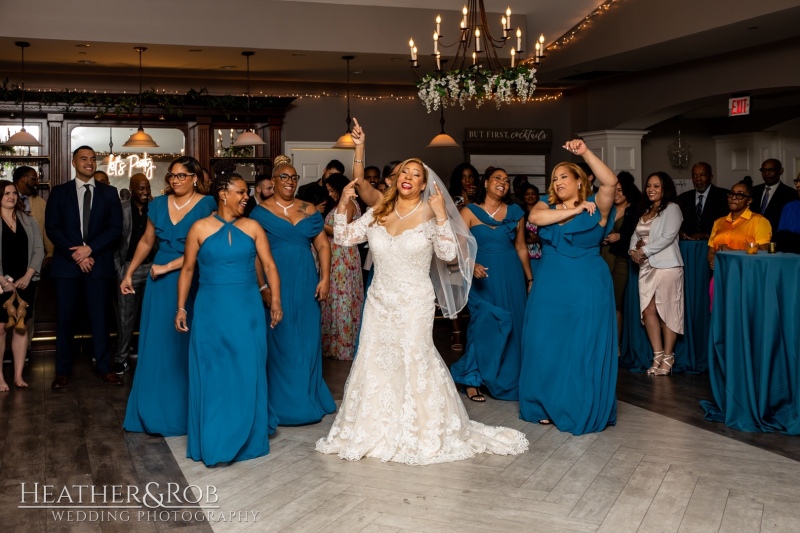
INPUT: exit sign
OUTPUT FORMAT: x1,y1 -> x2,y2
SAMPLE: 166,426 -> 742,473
729,96 -> 750,116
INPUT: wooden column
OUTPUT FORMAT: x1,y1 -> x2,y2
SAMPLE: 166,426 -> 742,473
268,117 -> 283,161
47,114 -> 65,186
194,116 -> 213,173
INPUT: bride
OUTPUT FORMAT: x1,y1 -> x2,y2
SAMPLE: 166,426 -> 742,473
315,120 -> 529,465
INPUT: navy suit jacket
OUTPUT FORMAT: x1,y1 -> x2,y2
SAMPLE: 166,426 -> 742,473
677,184 -> 729,236
45,180 -> 123,279
751,181 -> 795,232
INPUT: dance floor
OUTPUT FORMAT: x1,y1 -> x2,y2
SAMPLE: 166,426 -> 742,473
2,324 -> 800,532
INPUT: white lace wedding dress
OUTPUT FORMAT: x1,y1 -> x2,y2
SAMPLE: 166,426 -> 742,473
315,209 -> 529,465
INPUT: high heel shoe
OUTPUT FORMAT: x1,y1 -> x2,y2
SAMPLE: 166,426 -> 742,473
450,330 -> 463,352
654,354 -> 674,376
647,351 -> 665,375
3,292 -> 17,329
14,293 -> 28,335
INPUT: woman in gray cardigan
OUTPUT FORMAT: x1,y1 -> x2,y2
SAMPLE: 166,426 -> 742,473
629,172 -> 684,376
0,180 -> 45,390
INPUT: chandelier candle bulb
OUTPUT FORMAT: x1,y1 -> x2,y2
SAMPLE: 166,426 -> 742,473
502,16 -> 506,34
436,53 -> 441,71
409,39 -> 415,60
475,29 -> 481,52
517,29 -> 523,52
510,48 -> 516,68
462,5 -> 467,27
535,42 -> 540,57
506,7 -> 511,31
472,51 -> 477,66
538,34 -> 545,56
434,32 -> 439,55
436,15 -> 441,36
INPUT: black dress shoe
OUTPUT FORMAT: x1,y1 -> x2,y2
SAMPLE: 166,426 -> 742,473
99,372 -> 124,386
51,375 -> 69,390
114,361 -> 129,375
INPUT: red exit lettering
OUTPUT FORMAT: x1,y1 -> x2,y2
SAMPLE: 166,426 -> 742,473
729,97 -> 750,116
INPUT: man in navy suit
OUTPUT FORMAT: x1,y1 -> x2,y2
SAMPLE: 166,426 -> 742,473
45,146 -> 123,389
677,162 -> 729,240
751,159 -> 796,231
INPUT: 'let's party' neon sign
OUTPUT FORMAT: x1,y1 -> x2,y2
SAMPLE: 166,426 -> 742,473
108,153 -> 155,180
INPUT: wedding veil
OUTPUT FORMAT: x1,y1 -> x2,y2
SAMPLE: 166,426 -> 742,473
423,165 -> 477,318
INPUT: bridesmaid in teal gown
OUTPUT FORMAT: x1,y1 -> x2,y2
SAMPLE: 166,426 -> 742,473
519,141 -> 619,435
121,157 -> 215,436
177,174 -> 282,466
250,163 -> 336,425
451,169 -> 532,401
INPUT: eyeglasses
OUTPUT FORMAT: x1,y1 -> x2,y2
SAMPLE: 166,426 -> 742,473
793,178 -> 800,184
277,173 -> 300,182
165,173 -> 196,182
726,191 -> 751,200
759,167 -> 779,173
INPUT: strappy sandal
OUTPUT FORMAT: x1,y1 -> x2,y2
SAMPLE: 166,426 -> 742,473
654,354 -> 674,376
647,351 -> 665,375
450,330 -> 463,352
465,386 -> 485,402
539,419 -> 551,425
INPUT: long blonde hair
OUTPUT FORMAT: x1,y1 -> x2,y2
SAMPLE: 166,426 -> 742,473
547,162 -> 592,207
370,158 -> 428,225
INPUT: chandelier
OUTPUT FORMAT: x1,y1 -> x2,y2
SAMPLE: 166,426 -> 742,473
408,1 -> 545,112
667,128 -> 692,170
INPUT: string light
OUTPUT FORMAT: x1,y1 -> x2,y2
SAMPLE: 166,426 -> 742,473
548,0 -> 621,52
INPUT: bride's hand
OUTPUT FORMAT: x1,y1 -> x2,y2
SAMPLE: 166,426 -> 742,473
337,181 -> 357,213
563,139 -> 588,156
428,183 -> 447,222
351,118 -> 365,146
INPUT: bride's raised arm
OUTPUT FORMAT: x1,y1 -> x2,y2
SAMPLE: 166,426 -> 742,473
333,180 -> 372,246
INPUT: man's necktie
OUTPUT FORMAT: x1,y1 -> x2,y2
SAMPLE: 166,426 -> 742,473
696,194 -> 704,220
20,194 -> 31,215
760,186 -> 770,213
83,185 -> 92,240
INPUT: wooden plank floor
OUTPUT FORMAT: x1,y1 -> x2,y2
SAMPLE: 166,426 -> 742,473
3,321 -> 800,532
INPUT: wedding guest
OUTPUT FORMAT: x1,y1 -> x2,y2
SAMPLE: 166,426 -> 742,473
775,172 -> 800,253
322,173 -> 363,360
751,159 -> 795,231
46,146 -> 123,389
297,159 -> 344,205
520,183 -> 542,277
520,140 -> 618,434
243,174 -> 274,217
708,177 -> 772,267
511,174 -> 530,208
364,166 -> 381,188
13,166 -> 52,259
113,173 -> 153,374
600,171 -> 641,346
448,163 -> 479,209
451,168 -> 532,402
629,172 -> 684,376
92,170 -> 110,186
250,163 -> 336,425
0,180 -> 44,390
177,173 -> 282,466
677,163 -> 728,240
121,156 -> 215,435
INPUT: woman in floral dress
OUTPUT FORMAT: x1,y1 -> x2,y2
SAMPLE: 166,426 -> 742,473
321,173 -> 364,360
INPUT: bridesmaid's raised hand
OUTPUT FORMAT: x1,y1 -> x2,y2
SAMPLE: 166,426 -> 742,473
351,118 -> 365,146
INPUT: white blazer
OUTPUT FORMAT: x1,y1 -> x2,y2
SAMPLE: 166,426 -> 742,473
629,202 -> 683,268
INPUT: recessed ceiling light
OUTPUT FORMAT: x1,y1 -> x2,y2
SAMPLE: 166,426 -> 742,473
188,49 -> 203,52
219,65 -> 237,70
75,44 -> 91,48
78,60 -> 95,65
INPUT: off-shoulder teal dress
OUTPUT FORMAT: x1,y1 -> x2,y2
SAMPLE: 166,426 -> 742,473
519,197 -> 618,435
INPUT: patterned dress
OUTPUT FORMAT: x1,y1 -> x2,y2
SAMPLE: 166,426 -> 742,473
321,201 -> 364,360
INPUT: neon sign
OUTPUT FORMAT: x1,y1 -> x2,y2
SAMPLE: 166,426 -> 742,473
107,153 -> 156,180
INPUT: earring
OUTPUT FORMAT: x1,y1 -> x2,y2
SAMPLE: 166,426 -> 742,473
223,197 -> 227,206
578,184 -> 582,190
193,180 -> 197,187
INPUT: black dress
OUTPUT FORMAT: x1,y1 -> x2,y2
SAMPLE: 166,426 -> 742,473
1,219 -> 36,322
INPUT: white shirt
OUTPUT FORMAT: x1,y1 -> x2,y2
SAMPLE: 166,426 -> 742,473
75,177 -> 96,240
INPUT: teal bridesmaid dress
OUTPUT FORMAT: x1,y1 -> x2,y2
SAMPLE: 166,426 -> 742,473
187,216 -> 276,466
124,194 -> 215,436
450,203 -> 527,400
519,197 -> 618,435
250,207 -> 336,425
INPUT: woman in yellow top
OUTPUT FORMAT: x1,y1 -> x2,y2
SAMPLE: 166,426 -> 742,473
707,176 -> 772,270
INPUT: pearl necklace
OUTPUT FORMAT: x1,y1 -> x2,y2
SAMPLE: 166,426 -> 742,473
483,203 -> 502,219
173,192 -> 195,211
274,199 -> 295,216
394,200 -> 422,220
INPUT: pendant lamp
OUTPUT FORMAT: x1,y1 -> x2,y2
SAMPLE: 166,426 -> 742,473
123,47 -> 159,149
426,106 -> 459,148
232,51 -> 266,146
332,56 -> 356,149
2,42 -> 43,148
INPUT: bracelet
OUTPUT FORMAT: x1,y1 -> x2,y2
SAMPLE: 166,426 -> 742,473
259,284 -> 269,292
177,307 -> 187,314
353,159 -> 364,164
526,278 -> 533,283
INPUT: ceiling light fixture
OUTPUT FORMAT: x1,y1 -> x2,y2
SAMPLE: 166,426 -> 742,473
409,1 -> 544,112
426,105 -> 459,148
332,55 -> 356,149
2,41 -> 43,148
232,51 -> 266,146
122,47 -> 159,149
